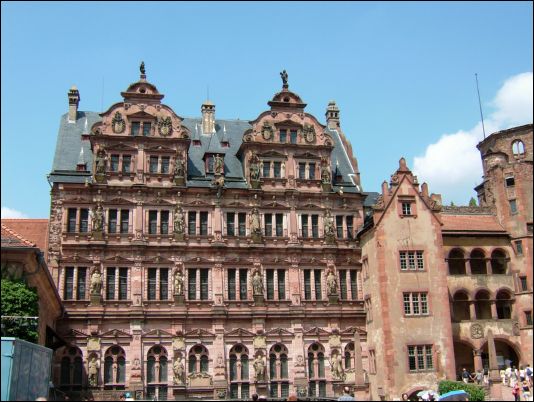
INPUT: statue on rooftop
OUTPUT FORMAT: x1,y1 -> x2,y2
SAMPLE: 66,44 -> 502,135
280,70 -> 288,86
140,61 -> 146,75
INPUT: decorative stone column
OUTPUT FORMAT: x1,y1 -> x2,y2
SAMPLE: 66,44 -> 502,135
473,349 -> 483,372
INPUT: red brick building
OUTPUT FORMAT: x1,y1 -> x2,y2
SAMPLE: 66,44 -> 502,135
43,65 -> 532,400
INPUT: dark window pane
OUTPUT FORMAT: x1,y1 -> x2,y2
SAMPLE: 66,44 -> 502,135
73,357 -> 83,384
339,270 -> 347,299
273,161 -> 281,178
200,269 -> 209,300
308,353 -> 314,378
119,268 -> 128,300
346,215 -> 354,239
299,163 -> 306,179
263,161 -> 270,178
301,214 -> 309,238
188,269 -> 196,300
61,357 -> 70,384
290,130 -> 297,144
79,209 -> 89,232
147,356 -> 156,382
520,276 -> 528,291
281,354 -> 288,378
264,213 -> 272,236
148,269 -> 157,300
242,383 -> 250,399
336,216 -> 343,238
120,210 -> 129,233
241,355 -> 249,380
143,122 -> 151,136
188,355 -> 196,373
110,155 -> 119,172
149,156 -> 159,174
200,355 -> 209,372
281,383 -> 289,398
160,211 -> 169,234
239,269 -> 248,300
227,212 -> 235,236
131,122 -> 140,136
304,270 -> 311,300
122,155 -> 131,173
161,157 -> 170,174
270,383 -> 278,398
350,270 -> 357,299
309,163 -> 316,180
266,270 -> 275,300
68,208 -> 77,232
276,214 -> 283,236
229,355 -> 237,381
108,209 -> 118,233
160,268 -> 168,300
318,353 -> 325,377
65,267 -> 74,300
160,356 -> 167,382
318,381 -> 326,397
314,270 -> 322,300
230,383 -> 238,399
269,354 -> 276,379
238,213 -> 246,236
279,129 -> 287,143
278,270 -> 285,300
76,267 -> 86,300
104,357 -> 113,384
106,268 -> 115,300
117,356 -> 125,383
149,211 -> 157,234
188,212 -> 196,235
200,212 -> 208,235
207,155 -> 214,174
311,215 -> 319,238
228,269 -> 236,300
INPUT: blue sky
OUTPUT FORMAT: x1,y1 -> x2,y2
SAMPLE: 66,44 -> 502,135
1,1 -> 532,218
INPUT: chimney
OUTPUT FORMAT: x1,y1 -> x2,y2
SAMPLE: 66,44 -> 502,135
68,85 -> 80,123
201,100 -> 215,134
421,182 -> 429,198
325,100 -> 340,129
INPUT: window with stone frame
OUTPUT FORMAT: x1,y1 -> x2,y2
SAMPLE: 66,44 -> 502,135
303,269 -> 323,300
265,269 -> 286,300
307,343 -> 326,397
187,211 -> 210,236
68,208 -> 89,233
279,129 -> 287,143
225,212 -> 247,237
515,240 -> 524,256
108,209 -> 131,234
263,213 -> 285,237
229,344 -> 250,399
519,276 -> 528,292
512,140 -> 525,156
344,342 -> 355,370
407,345 -> 433,372
187,268 -> 210,301
399,251 -> 424,271
261,159 -> 285,179
63,266 -> 87,301
338,270 -> 358,300
269,344 -> 289,398
509,199 -> 518,214
368,349 -> 376,374
146,345 -> 168,401
59,346 -> 84,390
189,344 -> 209,374
227,268 -> 248,301
525,310 -> 533,326
146,209 -> 170,235
105,267 -> 129,301
104,346 -> 126,390
403,292 -> 429,316
147,268 -> 169,301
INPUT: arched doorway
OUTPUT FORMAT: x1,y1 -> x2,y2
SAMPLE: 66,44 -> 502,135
453,341 -> 476,379
481,339 -> 520,370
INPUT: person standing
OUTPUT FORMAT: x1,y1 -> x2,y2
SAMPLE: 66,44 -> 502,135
512,381 -> 520,402
461,368 -> 471,384
337,386 -> 356,401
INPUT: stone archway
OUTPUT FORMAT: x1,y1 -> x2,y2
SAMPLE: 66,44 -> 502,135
453,340 -> 476,380
481,338 -> 520,370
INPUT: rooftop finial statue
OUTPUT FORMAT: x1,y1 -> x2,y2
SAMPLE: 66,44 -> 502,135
280,70 -> 288,87
140,61 -> 146,75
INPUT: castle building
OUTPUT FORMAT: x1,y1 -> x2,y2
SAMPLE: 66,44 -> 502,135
44,64 -> 532,400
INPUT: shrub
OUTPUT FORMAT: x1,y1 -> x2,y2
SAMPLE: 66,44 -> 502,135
438,380 -> 485,401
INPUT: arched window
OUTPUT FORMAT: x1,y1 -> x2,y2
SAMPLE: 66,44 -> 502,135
512,140 -> 525,156
103,346 -> 126,390
344,342 -> 354,370
470,249 -> 487,275
269,344 -> 289,398
308,343 -> 326,397
452,291 -> 471,321
229,344 -> 249,399
491,249 -> 507,275
146,345 -> 168,401
58,346 -> 84,390
496,290 -> 513,319
475,290 -> 492,320
448,249 -> 466,275
189,344 -> 209,374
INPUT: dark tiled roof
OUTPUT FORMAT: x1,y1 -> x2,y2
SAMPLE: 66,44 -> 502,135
363,192 -> 380,207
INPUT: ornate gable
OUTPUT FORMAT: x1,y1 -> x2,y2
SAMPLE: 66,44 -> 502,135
224,328 -> 255,338
62,328 -> 89,340
104,255 -> 133,264
265,327 -> 293,337
304,327 -> 330,337
185,328 -> 216,339
100,329 -> 132,339
143,328 -> 173,338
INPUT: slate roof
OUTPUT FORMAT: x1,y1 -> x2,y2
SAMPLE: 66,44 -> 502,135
49,111 -> 361,193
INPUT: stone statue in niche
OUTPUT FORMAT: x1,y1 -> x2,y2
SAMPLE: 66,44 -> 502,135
249,153 -> 261,182
92,203 -> 104,233
174,270 -> 184,295
250,208 -> 261,236
252,270 -> 264,296
88,355 -> 100,387
323,209 -> 336,241
90,268 -> 102,296
321,157 -> 331,184
173,205 -> 185,235
330,350 -> 345,381
173,355 -> 185,384
253,354 -> 266,381
174,155 -> 185,178
214,154 -> 224,175
326,269 -> 338,296
95,150 -> 107,175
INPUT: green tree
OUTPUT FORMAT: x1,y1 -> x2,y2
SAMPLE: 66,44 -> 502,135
469,197 -> 478,207
1,279 -> 39,343
450,201 -> 455,206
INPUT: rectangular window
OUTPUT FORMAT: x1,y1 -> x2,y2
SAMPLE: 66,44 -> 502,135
273,161 -> 281,178
304,270 -> 312,300
520,276 -> 528,291
79,209 -> 89,232
68,208 -> 77,232
309,163 -> 316,180
238,213 -> 246,236
227,212 -> 235,236
188,269 -> 196,300
346,216 -> 354,239
279,129 -> 287,143
119,268 -> 128,300
408,345 -> 433,372
336,216 -> 343,238
110,155 -> 119,172
200,212 -> 208,235
206,155 -> 214,174
278,270 -> 285,300
228,269 -> 236,300
275,214 -> 283,237
120,210 -> 129,233
264,213 -> 272,236
505,176 -> 515,187
314,269 -> 322,300
403,293 -> 411,315
402,202 -> 412,215
160,211 -> 169,235
149,156 -> 159,174
299,163 -> 306,179
106,268 -> 116,300
290,129 -> 297,144
404,292 -> 429,316
509,199 -> 517,214
421,293 -> 428,314
122,155 -> 131,173
515,240 -> 523,256
188,212 -> 196,235
350,270 -> 357,299
239,269 -> 248,300
301,214 -> 309,238
161,157 -> 170,174
131,121 -> 140,136
262,161 -> 270,178
149,211 -> 158,234
76,267 -> 86,300
400,251 -> 424,271
339,270 -> 347,299
108,209 -> 118,233
64,267 -> 74,300
148,269 -> 157,300
266,270 -> 275,300
160,268 -> 168,300
200,269 -> 209,300
143,122 -> 151,136
526,311 -> 533,326
311,215 -> 319,238
412,293 -> 420,315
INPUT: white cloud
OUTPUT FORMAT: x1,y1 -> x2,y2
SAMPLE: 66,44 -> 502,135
1,207 -> 29,219
413,72 -> 533,205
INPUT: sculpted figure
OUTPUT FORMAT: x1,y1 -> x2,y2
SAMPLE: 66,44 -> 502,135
88,355 -> 100,387
326,269 -> 338,295
173,356 -> 185,384
173,156 -> 185,178
253,355 -> 266,381
90,268 -> 102,295
252,270 -> 264,296
321,159 -> 331,184
174,270 -> 184,295
92,203 -> 104,232
249,153 -> 260,182
280,70 -> 288,86
173,205 -> 185,234
330,351 -> 345,381
214,154 -> 224,175
250,208 -> 261,235
324,210 -> 335,238
95,150 -> 107,175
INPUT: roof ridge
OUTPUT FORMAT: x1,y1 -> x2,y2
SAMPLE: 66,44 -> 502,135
1,223 -> 36,247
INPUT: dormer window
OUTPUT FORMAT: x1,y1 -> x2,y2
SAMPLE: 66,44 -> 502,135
206,155 -> 215,174
290,129 -> 298,144
279,129 -> 287,143
130,121 -> 152,136
143,122 -> 151,136
131,122 -> 140,136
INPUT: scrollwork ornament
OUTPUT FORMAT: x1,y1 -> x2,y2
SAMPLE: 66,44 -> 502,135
303,123 -> 316,143
111,112 -> 126,134
471,323 -> 483,339
158,116 -> 173,136
261,121 -> 274,141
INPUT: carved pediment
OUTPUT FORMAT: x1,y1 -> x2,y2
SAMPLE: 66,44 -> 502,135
144,144 -> 176,153
341,326 -> 367,336
62,254 -> 94,264
151,198 -> 174,206
127,110 -> 155,119
105,142 -> 138,152
262,201 -> 287,209
265,327 -> 293,337
144,255 -> 173,264
184,328 -> 216,338
294,151 -> 320,159
184,200 -> 212,208
62,328 -> 89,339
300,202 -> 322,210
143,328 -> 173,338
185,256 -> 211,264
225,328 -> 255,337
258,150 -> 287,159
223,201 -> 249,209
65,196 -> 91,204
104,255 -> 133,264
100,329 -> 132,339
107,197 -> 134,205
304,327 -> 330,337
